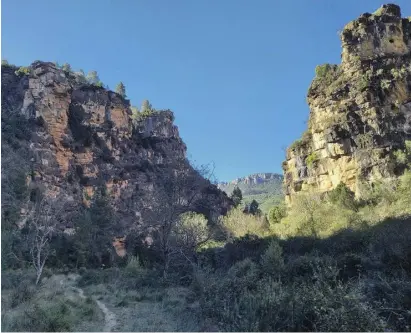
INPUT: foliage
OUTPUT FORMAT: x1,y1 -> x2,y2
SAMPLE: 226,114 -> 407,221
2,279 -> 101,332
268,203 -> 287,225
139,99 -> 154,117
130,105 -> 139,121
221,207 -> 269,239
260,240 -> 284,276
305,151 -> 319,169
290,131 -> 311,151
61,63 -> 71,72
328,182 -> 358,211
244,199 -> 261,216
358,76 -> 370,91
315,64 -> 337,78
2,59 -> 15,67
14,66 -> 31,76
115,81 -> 126,98
86,70 -> 103,87
393,140 -> 411,166
230,186 -> 242,207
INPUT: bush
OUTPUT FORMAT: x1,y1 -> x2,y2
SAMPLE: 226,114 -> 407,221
268,204 -> 287,225
315,64 -> 337,78
328,182 -> 358,211
260,240 -> 284,276
305,151 -> 319,169
9,281 -> 36,308
14,66 -> 31,76
220,207 -> 269,239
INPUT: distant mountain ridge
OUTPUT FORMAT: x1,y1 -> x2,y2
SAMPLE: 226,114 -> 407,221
218,173 -> 283,196
218,173 -> 283,213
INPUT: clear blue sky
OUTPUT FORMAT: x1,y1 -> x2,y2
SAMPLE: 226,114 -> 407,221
2,0 -> 411,182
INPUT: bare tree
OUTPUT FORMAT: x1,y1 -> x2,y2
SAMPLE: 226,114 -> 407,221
146,159 -> 213,277
28,196 -> 74,284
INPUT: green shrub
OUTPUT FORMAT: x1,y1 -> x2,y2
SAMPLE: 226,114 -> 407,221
380,79 -> 391,90
2,59 -> 14,67
10,281 -> 36,308
267,204 -> 287,225
315,64 -> 337,78
290,139 -> 303,151
328,182 -> 358,211
14,66 -> 31,76
394,149 -> 407,165
358,76 -> 370,91
305,151 -> 319,169
260,240 -> 284,276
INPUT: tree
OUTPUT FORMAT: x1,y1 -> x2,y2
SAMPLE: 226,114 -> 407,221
172,212 -> 210,265
74,186 -> 119,268
86,70 -> 100,85
231,186 -> 243,207
245,200 -> 260,216
27,196 -> 75,284
130,106 -> 139,122
61,63 -> 71,72
115,82 -> 126,98
146,159 -> 210,277
75,69 -> 87,84
141,99 -> 153,116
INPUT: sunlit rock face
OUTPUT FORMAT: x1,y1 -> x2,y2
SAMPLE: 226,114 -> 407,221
283,4 -> 411,203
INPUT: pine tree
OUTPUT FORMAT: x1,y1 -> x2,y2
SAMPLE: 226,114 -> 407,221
231,186 -> 243,207
141,99 -> 153,116
62,63 -> 71,72
249,200 -> 260,215
86,70 -> 100,85
131,106 -> 139,121
115,82 -> 126,98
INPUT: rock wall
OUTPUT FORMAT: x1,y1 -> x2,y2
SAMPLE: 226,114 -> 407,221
283,4 -> 411,202
2,61 -> 232,235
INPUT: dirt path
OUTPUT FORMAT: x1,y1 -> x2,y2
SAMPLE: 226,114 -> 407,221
95,299 -> 117,332
58,274 -> 117,332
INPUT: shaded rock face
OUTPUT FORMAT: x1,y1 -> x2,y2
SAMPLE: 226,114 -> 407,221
2,61 -> 232,233
283,4 -> 411,203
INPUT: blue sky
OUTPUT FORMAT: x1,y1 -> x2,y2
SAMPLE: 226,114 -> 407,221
2,0 -> 411,182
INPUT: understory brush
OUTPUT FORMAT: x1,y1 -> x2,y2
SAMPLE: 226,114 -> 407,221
1,272 -> 102,332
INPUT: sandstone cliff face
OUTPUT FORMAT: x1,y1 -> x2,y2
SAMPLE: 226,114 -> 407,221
2,61 -> 232,234
283,4 -> 411,202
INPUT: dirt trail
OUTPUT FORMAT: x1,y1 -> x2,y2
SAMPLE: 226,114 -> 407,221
58,274 -> 117,332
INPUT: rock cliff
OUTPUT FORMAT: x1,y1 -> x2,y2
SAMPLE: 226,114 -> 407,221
1,61 -> 232,234
283,4 -> 411,202
218,173 -> 283,195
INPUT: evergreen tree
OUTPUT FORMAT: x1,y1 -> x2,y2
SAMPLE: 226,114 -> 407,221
131,106 -> 139,121
86,70 -> 100,85
231,186 -> 243,207
140,99 -> 154,116
62,63 -> 71,72
115,82 -> 126,98
248,200 -> 260,216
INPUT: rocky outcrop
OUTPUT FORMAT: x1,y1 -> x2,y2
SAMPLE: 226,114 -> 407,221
218,172 -> 283,196
283,4 -> 411,202
2,61 -> 232,234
